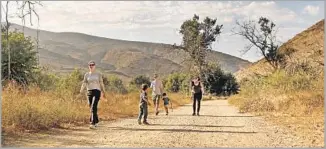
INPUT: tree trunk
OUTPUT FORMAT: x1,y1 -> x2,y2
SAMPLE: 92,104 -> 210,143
6,1 -> 11,80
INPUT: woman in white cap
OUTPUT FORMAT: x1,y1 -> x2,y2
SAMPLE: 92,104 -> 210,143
80,60 -> 106,129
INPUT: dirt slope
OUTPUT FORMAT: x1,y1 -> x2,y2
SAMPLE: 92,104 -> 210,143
235,20 -> 324,81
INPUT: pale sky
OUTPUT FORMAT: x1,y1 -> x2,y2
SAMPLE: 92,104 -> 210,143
1,1 -> 324,62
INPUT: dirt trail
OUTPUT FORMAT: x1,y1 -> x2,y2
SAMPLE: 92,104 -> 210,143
3,100 -> 312,147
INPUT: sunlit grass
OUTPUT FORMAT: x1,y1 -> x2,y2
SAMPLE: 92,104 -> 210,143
2,84 -> 190,133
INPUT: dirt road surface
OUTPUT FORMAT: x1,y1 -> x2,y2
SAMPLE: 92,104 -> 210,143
3,100 -> 313,147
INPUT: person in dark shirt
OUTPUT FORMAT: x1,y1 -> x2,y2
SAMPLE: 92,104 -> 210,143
162,93 -> 172,115
191,76 -> 204,116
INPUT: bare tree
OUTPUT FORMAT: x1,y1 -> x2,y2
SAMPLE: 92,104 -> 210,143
233,17 -> 282,69
4,1 -> 11,80
1,1 -> 42,83
16,1 -> 42,65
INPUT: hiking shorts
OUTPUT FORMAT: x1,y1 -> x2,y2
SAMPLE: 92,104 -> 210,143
152,94 -> 161,105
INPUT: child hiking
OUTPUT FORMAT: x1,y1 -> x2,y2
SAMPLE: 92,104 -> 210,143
162,93 -> 172,115
138,84 -> 151,125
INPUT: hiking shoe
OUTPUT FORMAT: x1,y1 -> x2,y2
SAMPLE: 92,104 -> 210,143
89,125 -> 96,129
192,113 -> 195,116
95,123 -> 99,127
138,120 -> 142,125
143,121 -> 150,125
156,111 -> 159,116
166,113 -> 168,115
197,113 -> 200,116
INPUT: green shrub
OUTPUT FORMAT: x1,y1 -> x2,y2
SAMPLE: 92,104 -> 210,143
55,69 -> 84,99
164,73 -> 189,93
103,75 -> 128,94
129,75 -> 151,89
1,31 -> 38,85
32,67 -> 60,91
202,63 -> 239,96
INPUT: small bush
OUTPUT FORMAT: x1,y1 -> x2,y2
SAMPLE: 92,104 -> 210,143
55,69 -> 84,99
129,75 -> 151,90
164,73 -> 190,93
32,67 -> 60,91
103,75 -> 128,94
202,63 -> 239,96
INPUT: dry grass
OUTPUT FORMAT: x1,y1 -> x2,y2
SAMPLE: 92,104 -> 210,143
1,85 -> 190,134
98,90 -> 190,120
229,69 -> 324,115
228,69 -> 324,146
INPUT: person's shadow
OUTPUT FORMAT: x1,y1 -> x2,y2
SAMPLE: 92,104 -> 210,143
107,126 -> 258,134
168,114 -> 254,118
149,123 -> 245,128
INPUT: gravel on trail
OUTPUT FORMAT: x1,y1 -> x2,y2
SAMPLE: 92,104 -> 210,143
3,100 -> 314,148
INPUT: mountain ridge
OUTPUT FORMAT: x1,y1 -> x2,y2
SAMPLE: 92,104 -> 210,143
8,23 -> 251,79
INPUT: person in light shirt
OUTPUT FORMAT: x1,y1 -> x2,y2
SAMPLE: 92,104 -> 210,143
150,74 -> 164,115
79,60 -> 106,129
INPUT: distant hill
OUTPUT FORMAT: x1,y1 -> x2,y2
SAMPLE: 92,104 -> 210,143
235,20 -> 324,81
9,23 -> 251,80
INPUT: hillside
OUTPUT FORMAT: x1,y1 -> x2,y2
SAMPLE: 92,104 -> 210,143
229,19 -> 324,147
9,23 -> 251,79
235,20 -> 324,81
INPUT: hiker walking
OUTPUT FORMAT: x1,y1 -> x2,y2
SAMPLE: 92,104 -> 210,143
150,74 -> 164,115
79,61 -> 106,129
162,93 -> 172,115
191,76 -> 204,116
